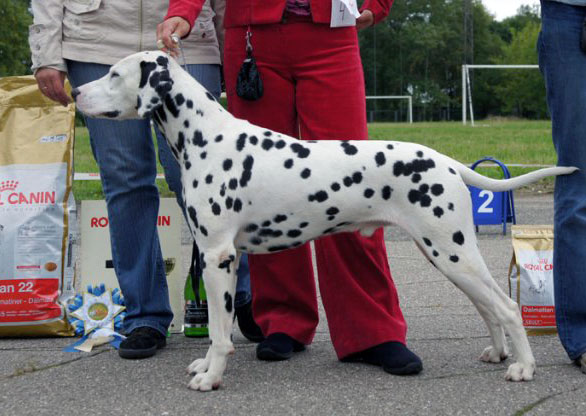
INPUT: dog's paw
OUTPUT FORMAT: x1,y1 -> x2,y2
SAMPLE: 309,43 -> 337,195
187,357 -> 209,375
188,372 -> 222,392
505,362 -> 535,382
479,346 -> 509,363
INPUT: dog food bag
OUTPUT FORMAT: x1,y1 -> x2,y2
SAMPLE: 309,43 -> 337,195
0,76 -> 76,336
508,225 -> 556,335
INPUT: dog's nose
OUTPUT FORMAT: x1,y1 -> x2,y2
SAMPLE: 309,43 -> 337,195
71,88 -> 80,101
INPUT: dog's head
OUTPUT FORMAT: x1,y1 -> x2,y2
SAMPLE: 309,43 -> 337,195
73,51 -> 175,120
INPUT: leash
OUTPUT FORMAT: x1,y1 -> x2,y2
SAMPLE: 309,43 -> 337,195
170,33 -> 189,71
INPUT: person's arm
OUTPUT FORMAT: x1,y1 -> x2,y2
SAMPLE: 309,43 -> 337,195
29,0 -> 71,106
358,0 -> 394,28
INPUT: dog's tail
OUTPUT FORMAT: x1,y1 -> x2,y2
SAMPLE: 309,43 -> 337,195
453,160 -> 578,192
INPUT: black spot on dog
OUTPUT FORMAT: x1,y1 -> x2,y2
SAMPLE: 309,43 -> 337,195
375,152 -> 386,167
419,184 -> 429,194
448,203 -> 455,211
175,93 -> 185,106
264,131 -> 272,137
103,111 -> 121,118
211,202 -> 221,216
421,195 -> 432,207
449,255 -> 459,263
225,197 -> 233,209
193,130 -> 207,147
416,151 -> 424,157
192,179 -> 198,188
245,223 -> 259,232
223,292 -> 233,313
352,172 -> 363,184
326,207 -> 339,216
262,139 -> 274,151
186,100 -> 193,108
449,167 -> 457,175
262,220 -> 271,227
236,133 -> 247,151
259,228 -> 283,238
341,142 -> 358,155
187,206 -> 199,228
200,152 -> 207,160
274,214 -> 288,223
431,184 -> 444,196
453,231 -> 465,245
223,159 -> 233,171
433,250 -> 439,257
139,61 -> 157,88
215,134 -> 223,142
200,226 -> 208,236
240,156 -> 254,187
343,176 -> 353,187
185,161 -> 192,170
364,188 -> 375,198
177,132 -> 185,154
156,55 -> 169,67
268,245 -> 290,252
251,237 -> 262,245
196,109 -> 204,116
308,191 -> 328,203
184,120 -> 190,128
233,198 -> 243,212
205,91 -> 216,101
423,237 -> 432,246
205,174 -> 213,184
249,136 -> 258,145
275,140 -> 286,149
301,168 -> 311,179
290,143 -> 310,158
411,173 -> 422,183
300,222 -> 309,228
199,253 -> 206,271
287,229 -> 302,238
229,178 -> 238,190
408,189 -> 432,207
218,255 -> 235,274
381,185 -> 393,200
284,159 -> 294,169
331,182 -> 341,191
220,183 -> 226,197
393,158 -> 436,177
433,207 -> 444,218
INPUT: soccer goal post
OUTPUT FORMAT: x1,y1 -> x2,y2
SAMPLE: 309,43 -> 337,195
461,64 -> 539,126
366,95 -> 413,124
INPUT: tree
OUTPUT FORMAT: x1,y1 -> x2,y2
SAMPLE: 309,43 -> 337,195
0,0 -> 33,76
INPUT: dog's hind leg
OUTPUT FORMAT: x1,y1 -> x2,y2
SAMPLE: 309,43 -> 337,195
416,233 -> 535,381
187,248 -> 238,391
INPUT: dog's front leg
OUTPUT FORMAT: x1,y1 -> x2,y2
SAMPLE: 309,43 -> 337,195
187,250 -> 238,391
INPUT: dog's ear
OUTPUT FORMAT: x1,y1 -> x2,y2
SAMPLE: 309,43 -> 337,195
136,55 -> 174,118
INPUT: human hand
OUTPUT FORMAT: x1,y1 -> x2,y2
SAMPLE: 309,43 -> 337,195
34,68 -> 71,106
156,16 -> 191,57
356,10 -> 374,30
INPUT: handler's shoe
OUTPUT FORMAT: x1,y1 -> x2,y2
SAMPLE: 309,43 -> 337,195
575,353 -> 586,374
235,301 -> 265,343
119,327 -> 166,359
256,333 -> 305,361
341,341 -> 423,375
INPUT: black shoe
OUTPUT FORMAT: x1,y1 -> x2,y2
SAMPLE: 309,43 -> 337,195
118,327 -> 166,359
256,333 -> 305,361
235,301 -> 265,343
342,341 -> 423,375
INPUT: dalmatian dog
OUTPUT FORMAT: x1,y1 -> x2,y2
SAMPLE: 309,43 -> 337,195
72,51 -> 576,391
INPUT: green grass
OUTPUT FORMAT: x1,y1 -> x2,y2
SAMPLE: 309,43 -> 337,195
73,119 -> 557,200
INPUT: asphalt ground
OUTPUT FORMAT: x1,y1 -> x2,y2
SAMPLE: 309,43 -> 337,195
1,193 -> 585,416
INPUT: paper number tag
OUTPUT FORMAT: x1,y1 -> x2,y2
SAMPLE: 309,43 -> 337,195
331,0 -> 360,28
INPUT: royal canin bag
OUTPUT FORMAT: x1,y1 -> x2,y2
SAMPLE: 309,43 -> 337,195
0,76 -> 76,336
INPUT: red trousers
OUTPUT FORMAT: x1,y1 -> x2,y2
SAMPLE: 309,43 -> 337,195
224,17 -> 407,358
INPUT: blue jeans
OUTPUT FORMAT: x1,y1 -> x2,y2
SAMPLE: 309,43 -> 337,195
538,0 -> 586,360
67,61 -> 250,335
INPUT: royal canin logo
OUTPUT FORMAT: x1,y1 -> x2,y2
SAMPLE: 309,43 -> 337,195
0,180 -> 56,206
523,258 -> 553,272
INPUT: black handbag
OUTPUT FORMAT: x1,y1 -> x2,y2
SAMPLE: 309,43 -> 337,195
236,29 -> 263,101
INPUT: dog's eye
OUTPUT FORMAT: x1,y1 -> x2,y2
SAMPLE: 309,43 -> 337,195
111,72 -> 120,79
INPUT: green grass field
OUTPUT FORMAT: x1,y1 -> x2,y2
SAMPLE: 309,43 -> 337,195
73,119 -> 558,200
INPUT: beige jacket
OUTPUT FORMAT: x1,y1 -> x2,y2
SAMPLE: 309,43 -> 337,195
29,0 -> 225,73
